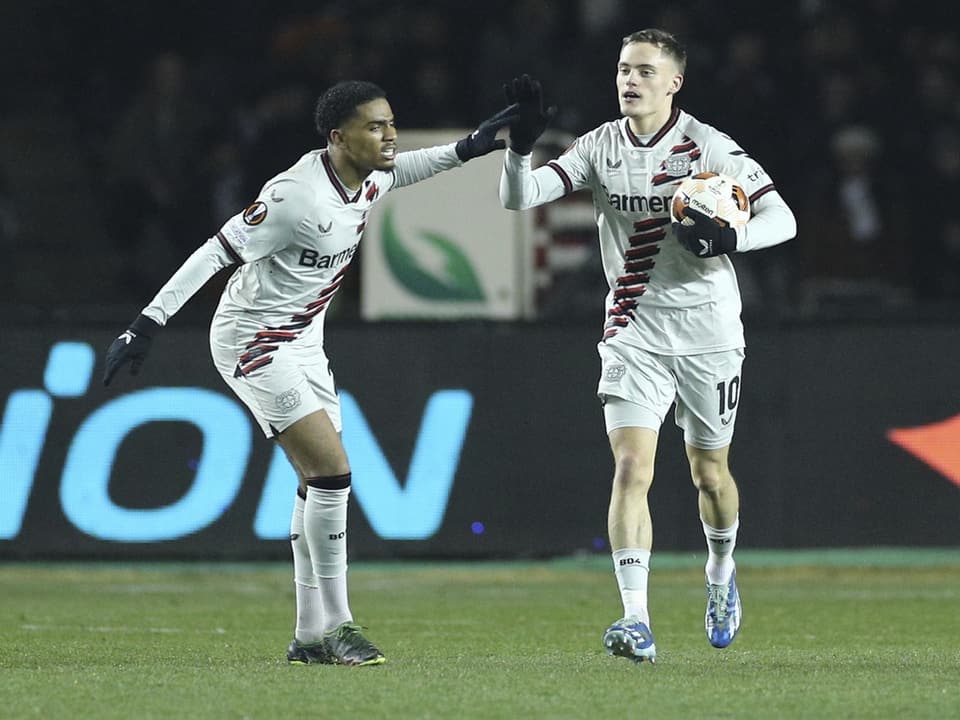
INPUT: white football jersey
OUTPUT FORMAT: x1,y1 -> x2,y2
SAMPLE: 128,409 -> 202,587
501,108 -> 796,354
142,144 -> 461,374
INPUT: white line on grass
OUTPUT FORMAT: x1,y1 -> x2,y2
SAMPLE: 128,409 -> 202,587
20,624 -> 227,635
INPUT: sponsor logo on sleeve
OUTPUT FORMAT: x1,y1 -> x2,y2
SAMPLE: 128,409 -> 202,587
222,219 -> 252,250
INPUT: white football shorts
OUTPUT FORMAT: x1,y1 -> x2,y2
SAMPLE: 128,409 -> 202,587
210,327 -> 341,438
597,342 -> 745,449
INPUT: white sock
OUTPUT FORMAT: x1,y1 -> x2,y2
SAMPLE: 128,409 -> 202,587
294,583 -> 324,644
702,515 -> 739,585
290,493 -> 323,643
319,574 -> 351,633
303,485 -> 353,632
612,548 -> 651,625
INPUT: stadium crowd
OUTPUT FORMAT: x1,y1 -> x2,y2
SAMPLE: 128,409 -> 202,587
2,0 -> 958,322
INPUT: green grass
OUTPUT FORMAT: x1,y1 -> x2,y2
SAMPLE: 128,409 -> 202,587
1,550 -> 959,719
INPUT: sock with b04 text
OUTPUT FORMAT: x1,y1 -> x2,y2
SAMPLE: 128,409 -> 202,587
304,474 -> 353,633
612,548 -> 651,625
702,515 -> 739,585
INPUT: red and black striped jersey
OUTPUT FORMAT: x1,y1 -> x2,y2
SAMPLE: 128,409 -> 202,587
500,108 -> 796,355
141,144 -> 462,351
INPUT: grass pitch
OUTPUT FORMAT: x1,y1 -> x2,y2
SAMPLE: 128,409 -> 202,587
1,549 -> 958,719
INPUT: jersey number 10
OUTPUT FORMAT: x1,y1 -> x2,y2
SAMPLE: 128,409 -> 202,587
717,377 -> 740,417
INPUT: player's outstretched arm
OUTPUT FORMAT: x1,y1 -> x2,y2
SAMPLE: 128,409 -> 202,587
503,74 -> 557,155
393,104 -> 518,188
455,104 -> 519,161
102,236 -> 236,386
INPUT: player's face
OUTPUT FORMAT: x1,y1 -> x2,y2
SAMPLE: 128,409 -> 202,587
616,42 -> 683,132
334,97 -> 398,177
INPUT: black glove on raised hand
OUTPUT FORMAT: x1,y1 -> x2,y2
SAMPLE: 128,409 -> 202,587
503,74 -> 557,155
103,314 -> 161,386
455,103 -> 520,161
674,208 -> 739,258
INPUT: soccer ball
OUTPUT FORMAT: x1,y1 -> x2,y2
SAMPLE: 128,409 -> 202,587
670,172 -> 750,228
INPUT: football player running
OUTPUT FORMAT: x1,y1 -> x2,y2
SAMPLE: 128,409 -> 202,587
499,29 -> 796,663
103,81 -> 517,666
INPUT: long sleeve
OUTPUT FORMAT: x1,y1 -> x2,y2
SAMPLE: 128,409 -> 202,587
499,149 -> 569,210
141,236 -> 237,325
392,143 -> 463,189
736,191 -> 797,253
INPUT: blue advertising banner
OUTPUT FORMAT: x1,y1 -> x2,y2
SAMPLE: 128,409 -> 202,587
2,322 -> 959,559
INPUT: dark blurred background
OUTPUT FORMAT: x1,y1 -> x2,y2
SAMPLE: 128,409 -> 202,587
1,0 -> 958,326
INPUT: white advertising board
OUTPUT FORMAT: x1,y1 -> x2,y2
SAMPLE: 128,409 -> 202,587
360,130 -> 532,320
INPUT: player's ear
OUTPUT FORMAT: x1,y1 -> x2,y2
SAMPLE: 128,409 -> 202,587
668,73 -> 684,96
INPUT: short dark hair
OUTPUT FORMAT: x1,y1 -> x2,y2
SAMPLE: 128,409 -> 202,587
314,80 -> 387,143
622,29 -> 687,73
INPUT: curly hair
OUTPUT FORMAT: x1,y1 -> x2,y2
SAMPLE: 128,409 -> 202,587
314,80 -> 387,144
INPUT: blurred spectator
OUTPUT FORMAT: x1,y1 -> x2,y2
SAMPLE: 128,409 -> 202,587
475,1 -> 581,125
232,79 -> 318,203
103,50 -> 212,291
2,2 -> 958,322
796,124 -> 911,315
201,134 -> 246,233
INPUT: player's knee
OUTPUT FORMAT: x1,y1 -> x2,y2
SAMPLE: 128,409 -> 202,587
286,445 -> 350,479
614,452 -> 654,493
689,456 -> 731,494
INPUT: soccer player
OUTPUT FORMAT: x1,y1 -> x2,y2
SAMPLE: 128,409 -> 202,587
499,29 -> 797,664
103,80 -> 517,666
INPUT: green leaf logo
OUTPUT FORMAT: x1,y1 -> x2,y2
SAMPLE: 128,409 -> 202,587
381,206 -> 486,301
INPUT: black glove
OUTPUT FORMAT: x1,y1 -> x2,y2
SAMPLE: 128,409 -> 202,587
503,74 -> 557,155
455,103 -> 520,161
103,314 -> 161,386
674,208 -> 738,258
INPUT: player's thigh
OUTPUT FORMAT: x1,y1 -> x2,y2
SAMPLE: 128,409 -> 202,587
671,348 -> 744,450
608,424 -> 659,487
276,409 -> 349,479
597,342 -> 676,434
212,340 -> 338,438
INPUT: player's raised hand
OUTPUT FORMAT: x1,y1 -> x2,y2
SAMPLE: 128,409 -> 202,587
455,104 -> 520,161
674,208 -> 738,258
103,314 -> 161,386
503,75 -> 557,155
